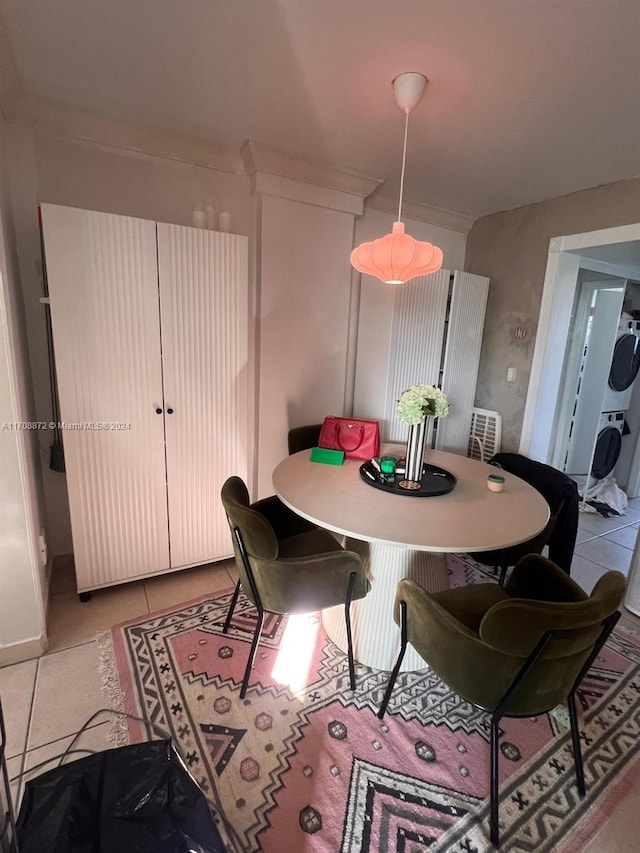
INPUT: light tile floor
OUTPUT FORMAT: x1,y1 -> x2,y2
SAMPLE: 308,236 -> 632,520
1,511 -> 640,849
0,556 -> 238,813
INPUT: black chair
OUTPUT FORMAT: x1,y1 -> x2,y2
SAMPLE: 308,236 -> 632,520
220,476 -> 369,698
378,555 -> 626,847
287,424 -> 322,455
468,452 -> 580,583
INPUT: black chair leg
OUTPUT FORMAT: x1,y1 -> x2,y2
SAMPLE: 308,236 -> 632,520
563,610 -> 621,797
344,571 -> 358,690
486,631 -> 555,847
378,601 -> 408,719
240,608 -> 265,699
490,715 -> 501,847
498,564 -> 508,587
222,580 -> 241,634
568,691 -> 586,796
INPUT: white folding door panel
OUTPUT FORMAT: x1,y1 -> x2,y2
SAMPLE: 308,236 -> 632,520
157,225 -> 249,568
384,269 -> 450,442
436,271 -> 490,453
41,205 -> 170,589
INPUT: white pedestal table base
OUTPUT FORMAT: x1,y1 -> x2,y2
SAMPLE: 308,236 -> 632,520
322,538 -> 450,672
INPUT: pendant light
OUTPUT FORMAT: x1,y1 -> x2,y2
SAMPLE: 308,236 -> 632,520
351,72 -> 443,285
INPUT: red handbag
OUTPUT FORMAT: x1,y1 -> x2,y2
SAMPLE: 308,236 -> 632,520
318,416 -> 380,461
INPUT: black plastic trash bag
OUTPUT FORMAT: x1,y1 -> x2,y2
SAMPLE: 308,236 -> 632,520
16,739 -> 227,853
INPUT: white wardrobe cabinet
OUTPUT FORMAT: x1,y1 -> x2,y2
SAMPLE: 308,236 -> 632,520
41,204 -> 249,594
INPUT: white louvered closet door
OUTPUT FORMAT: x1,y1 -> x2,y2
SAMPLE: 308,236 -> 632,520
157,224 -> 249,569
383,269 -> 451,442
41,205 -> 170,590
435,271 -> 490,453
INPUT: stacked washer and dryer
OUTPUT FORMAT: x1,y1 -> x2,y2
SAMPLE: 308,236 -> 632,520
592,317 -> 640,481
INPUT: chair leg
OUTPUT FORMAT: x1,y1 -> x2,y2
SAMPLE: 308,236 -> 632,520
344,571 -> 358,690
240,608 -> 265,699
222,580 -> 241,634
377,601 -> 408,719
561,610 -> 621,797
490,715 -> 501,847
568,690 -> 586,796
498,563 -> 508,587
487,631 -> 555,847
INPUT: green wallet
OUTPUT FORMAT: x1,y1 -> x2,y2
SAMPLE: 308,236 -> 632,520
309,447 -> 345,465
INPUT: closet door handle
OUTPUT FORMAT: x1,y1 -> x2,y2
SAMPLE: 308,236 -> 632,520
155,407 -> 163,414
166,407 -> 174,415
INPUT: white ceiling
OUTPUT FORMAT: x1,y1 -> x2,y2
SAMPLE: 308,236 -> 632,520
2,0 -> 640,218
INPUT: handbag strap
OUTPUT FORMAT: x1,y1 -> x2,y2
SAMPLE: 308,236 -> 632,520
334,423 -> 365,451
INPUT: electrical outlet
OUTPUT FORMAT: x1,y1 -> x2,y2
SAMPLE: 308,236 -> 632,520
38,529 -> 47,567
506,367 -> 517,383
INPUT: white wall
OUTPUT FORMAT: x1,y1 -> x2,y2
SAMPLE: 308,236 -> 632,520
256,193 -> 355,496
6,126 -> 70,560
0,115 -> 47,663
36,133 -> 251,234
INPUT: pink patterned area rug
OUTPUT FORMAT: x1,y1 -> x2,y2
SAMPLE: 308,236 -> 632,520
103,556 -> 640,852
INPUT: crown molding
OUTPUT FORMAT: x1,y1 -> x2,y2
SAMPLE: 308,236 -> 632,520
5,92 -> 472,231
242,140 -> 382,214
366,192 -> 476,234
12,94 -> 243,174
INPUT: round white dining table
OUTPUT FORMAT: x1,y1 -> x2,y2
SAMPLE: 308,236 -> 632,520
272,447 -> 550,672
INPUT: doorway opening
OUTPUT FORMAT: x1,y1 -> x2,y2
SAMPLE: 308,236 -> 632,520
520,223 -> 640,500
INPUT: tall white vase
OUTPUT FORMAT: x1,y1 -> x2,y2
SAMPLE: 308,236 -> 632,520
403,419 -> 428,486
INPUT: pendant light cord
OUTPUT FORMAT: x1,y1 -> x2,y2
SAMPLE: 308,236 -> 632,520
397,109 -> 410,222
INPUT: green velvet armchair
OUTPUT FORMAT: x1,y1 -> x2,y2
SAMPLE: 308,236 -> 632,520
221,476 -> 369,698
287,424 -> 322,455
378,554 -> 626,847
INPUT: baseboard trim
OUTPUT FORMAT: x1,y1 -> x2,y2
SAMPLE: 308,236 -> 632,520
0,635 -> 47,667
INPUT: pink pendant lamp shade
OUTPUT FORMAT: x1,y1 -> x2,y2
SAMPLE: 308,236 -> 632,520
350,221 -> 443,285
351,72 -> 443,285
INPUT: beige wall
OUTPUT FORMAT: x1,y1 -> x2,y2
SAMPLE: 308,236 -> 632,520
256,193 -> 356,497
0,115 -> 47,661
36,133 -> 251,234
465,177 -> 640,451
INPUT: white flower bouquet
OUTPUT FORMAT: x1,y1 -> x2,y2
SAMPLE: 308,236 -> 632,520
397,384 -> 449,425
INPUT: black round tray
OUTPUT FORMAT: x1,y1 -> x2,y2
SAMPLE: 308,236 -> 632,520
359,461 -> 456,497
